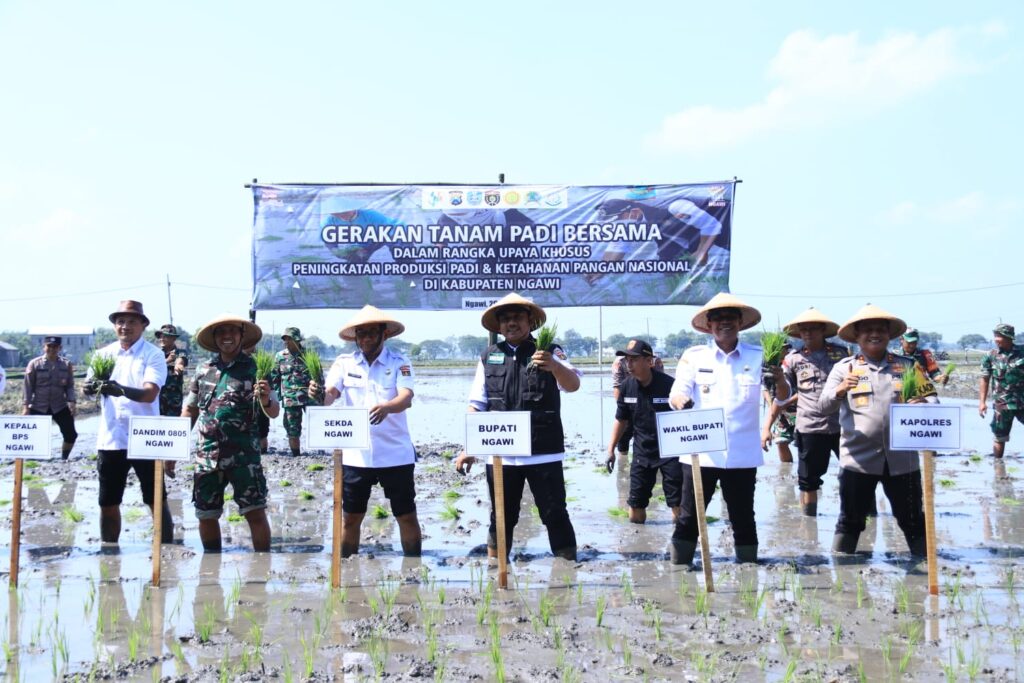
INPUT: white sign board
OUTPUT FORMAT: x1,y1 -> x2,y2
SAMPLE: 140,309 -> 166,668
128,416 -> 192,461
306,407 -> 371,449
0,416 -> 54,460
465,411 -> 532,457
889,404 -> 961,451
655,408 -> 728,458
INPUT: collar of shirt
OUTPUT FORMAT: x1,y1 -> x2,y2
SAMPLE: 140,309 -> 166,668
353,345 -> 394,367
117,336 -> 147,357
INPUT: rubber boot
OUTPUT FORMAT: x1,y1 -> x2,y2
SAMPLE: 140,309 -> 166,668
552,546 -> 577,561
735,545 -> 758,564
669,539 -> 697,566
831,532 -> 859,554
907,536 -> 927,558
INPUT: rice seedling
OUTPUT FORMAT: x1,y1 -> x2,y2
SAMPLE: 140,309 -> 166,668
85,352 -> 116,384
372,503 -> 390,519
442,488 -> 461,501
969,454 -> 983,464
893,580 -> 910,614
880,635 -> 893,668
575,582 -> 583,606
280,479 -> 292,487
856,574 -> 865,608
939,478 -> 955,488
227,512 -> 244,523
621,636 -> 632,667
900,365 -> 921,403
781,658 -> 798,683
596,594 -> 607,627
123,506 -> 146,523
61,506 -> 84,523
298,490 -> 315,501
831,621 -> 842,645
169,638 -> 185,664
253,349 -> 275,381
760,328 -> 788,367
299,630 -> 315,678
437,586 -> 446,605
301,348 -> 324,386
306,462 -> 325,472
943,362 -> 956,379
621,571 -> 633,602
440,501 -> 461,521
538,594 -> 555,627
377,578 -> 400,618
24,460 -> 39,469
530,323 -> 559,367
282,653 -> 294,683
197,603 -> 217,643
127,626 -> 141,662
695,586 -> 710,627
440,449 -> 455,460
488,616 -> 505,683
607,507 -> 628,519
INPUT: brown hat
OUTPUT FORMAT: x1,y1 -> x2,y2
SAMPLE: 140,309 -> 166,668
783,307 -> 840,339
338,305 -> 405,342
195,315 -> 263,352
108,300 -> 150,326
837,304 -> 907,344
480,293 -> 547,334
691,292 -> 761,333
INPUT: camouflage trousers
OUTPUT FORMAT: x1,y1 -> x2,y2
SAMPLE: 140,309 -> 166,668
772,412 -> 796,444
193,457 -> 268,519
282,405 -> 305,438
991,400 -> 1024,442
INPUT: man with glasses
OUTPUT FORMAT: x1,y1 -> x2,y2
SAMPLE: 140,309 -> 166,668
669,293 -> 789,565
82,301 -> 172,544
23,336 -> 78,460
319,305 -> 420,557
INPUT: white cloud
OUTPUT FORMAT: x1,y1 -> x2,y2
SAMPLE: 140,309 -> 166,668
877,191 -> 1019,237
646,25 -> 1002,153
9,207 -> 87,245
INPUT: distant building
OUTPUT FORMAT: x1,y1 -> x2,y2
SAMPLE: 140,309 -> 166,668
28,326 -> 95,364
0,341 -> 19,367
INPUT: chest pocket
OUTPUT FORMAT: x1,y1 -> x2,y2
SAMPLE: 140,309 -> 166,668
343,374 -> 367,388
736,373 -> 760,402
695,368 -> 716,388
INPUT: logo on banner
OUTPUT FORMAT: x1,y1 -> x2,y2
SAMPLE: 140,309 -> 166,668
427,191 -> 444,208
525,191 -> 542,206
544,192 -> 563,207
504,191 -> 520,205
709,185 -> 727,207
467,191 -> 483,206
449,190 -> 464,206
484,190 -> 501,206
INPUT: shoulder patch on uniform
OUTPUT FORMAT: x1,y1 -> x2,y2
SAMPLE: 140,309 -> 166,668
554,349 -> 567,361
400,365 -> 411,376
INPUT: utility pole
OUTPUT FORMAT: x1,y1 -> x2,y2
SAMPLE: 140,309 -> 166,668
166,274 -> 174,325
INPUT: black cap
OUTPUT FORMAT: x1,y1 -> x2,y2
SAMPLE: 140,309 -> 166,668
615,338 -> 654,357
44,336 -> 61,345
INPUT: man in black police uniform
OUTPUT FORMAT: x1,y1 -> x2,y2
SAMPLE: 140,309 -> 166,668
23,336 -> 78,460
606,338 -> 682,524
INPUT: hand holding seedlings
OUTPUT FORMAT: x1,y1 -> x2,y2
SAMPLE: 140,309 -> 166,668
455,451 -> 477,475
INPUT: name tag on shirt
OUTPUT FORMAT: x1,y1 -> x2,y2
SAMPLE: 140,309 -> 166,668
624,397 -> 637,404
653,397 -> 669,404
486,353 -> 505,365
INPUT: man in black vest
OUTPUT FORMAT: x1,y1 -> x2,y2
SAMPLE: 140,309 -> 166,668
455,293 -> 581,561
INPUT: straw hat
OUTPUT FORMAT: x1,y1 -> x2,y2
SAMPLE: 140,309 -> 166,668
480,293 -> 547,334
837,304 -> 907,344
196,315 -> 263,352
339,305 -> 405,342
783,307 -> 840,339
691,292 -> 761,333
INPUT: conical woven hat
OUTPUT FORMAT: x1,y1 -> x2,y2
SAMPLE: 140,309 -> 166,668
691,292 -> 761,333
837,304 -> 907,344
480,293 -> 546,334
338,305 -> 405,342
783,307 -> 840,339
196,315 -> 263,352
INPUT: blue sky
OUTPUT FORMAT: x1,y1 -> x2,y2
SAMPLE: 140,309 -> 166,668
1,2 -> 1021,348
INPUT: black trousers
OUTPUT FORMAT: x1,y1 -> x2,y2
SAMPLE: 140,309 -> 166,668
486,460 -> 576,554
31,407 -> 77,444
673,464 -> 758,546
796,431 -> 840,492
835,465 -> 925,544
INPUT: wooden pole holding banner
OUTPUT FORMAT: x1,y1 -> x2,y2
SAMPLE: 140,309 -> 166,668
493,455 -> 509,589
921,450 -> 939,596
690,454 -> 715,593
331,449 -> 343,589
9,459 -> 24,588
151,460 -> 164,587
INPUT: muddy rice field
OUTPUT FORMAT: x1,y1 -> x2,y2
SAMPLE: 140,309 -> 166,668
1,370 -> 1022,681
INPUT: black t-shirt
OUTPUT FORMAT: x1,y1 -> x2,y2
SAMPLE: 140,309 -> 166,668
615,369 -> 676,462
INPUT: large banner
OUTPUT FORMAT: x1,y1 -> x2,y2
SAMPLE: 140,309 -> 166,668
251,182 -> 735,310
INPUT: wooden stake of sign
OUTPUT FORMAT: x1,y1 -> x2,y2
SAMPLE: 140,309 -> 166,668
922,450 -> 939,596
151,460 -> 164,587
331,449 -> 343,589
690,454 -> 715,593
493,456 -> 509,589
9,460 -> 24,587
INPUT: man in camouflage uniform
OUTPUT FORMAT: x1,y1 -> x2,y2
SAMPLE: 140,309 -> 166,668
269,327 -> 315,457
760,344 -> 796,464
980,323 -> 1024,459
184,314 -> 279,552
154,324 -> 188,417
23,336 -> 78,459
900,328 -> 946,402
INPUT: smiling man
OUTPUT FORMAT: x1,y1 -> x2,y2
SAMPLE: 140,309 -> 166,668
819,304 -> 926,557
184,314 -> 278,552
320,305 -> 419,557
82,300 -> 172,544
23,336 -> 78,459
455,292 -> 581,561
669,292 -> 789,566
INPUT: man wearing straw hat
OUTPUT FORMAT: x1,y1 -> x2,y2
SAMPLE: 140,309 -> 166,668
82,300 -> 173,544
184,315 -> 278,552
819,304 -> 926,556
765,308 -> 848,517
668,292 -> 789,565
454,293 -> 581,561
269,327 -> 315,457
319,305 -> 420,557
980,323 -> 1024,459
154,324 -> 189,418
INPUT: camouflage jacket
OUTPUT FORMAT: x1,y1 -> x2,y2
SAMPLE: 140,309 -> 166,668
982,344 -> 1024,409
159,348 -> 189,416
190,353 -> 259,468
269,348 -> 311,408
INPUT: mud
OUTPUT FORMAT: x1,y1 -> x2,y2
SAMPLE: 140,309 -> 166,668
0,370 -> 1021,681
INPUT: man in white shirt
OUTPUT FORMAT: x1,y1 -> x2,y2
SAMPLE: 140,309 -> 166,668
319,305 -> 420,557
669,293 -> 789,566
82,300 -> 172,544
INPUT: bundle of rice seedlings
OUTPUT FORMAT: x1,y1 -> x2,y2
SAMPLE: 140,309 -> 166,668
253,349 -> 275,381
760,329 -> 788,367
900,364 -> 921,403
943,362 -> 956,379
301,349 -> 324,384
528,323 -> 558,369
85,352 -> 116,381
